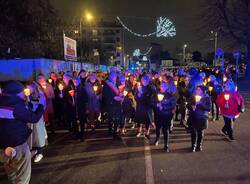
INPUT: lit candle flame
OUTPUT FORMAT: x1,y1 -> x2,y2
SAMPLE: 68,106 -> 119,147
157,94 -> 164,102
48,79 -> 52,83
58,84 -> 64,91
24,88 -> 31,97
223,77 -> 227,82
224,94 -> 230,101
209,86 -> 213,91
174,81 -> 178,86
123,90 -> 128,97
195,95 -> 202,102
93,86 -> 98,92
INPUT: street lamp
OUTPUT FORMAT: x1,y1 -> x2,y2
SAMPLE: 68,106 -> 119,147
183,44 -> 187,65
211,30 -> 218,66
85,12 -> 94,22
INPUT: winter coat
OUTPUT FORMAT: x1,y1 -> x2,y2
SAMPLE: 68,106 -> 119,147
154,92 -> 176,121
187,95 -> 211,130
85,81 -> 101,113
216,91 -> 244,118
0,95 -> 44,149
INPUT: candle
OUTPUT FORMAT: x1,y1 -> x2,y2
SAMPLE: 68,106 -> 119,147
24,88 -> 31,97
58,84 -> 64,91
93,86 -> 98,92
207,78 -> 211,82
203,81 -> 207,86
123,90 -> 128,97
48,79 -> 52,84
209,86 -> 213,91
223,77 -> 227,82
68,90 -> 75,97
157,94 -> 164,102
159,76 -> 162,82
195,95 -> 202,102
174,81 -> 178,86
224,94 -> 230,101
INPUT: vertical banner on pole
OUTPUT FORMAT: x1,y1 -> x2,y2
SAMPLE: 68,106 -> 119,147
63,34 -> 77,61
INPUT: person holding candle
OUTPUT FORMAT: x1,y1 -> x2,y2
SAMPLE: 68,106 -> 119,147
135,75 -> 155,140
207,75 -> 223,121
37,74 -> 55,133
216,80 -> 244,141
102,71 -> 122,140
85,73 -> 101,131
154,82 -> 176,152
73,77 -> 88,141
187,86 -> 211,152
0,81 -> 44,183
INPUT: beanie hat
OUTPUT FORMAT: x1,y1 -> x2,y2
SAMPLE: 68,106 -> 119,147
3,80 -> 24,95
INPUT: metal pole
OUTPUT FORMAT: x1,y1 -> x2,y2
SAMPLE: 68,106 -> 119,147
214,32 -> 218,66
236,56 -> 239,85
183,47 -> 186,66
80,20 -> 83,68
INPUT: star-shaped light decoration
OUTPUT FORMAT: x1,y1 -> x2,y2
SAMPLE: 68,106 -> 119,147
156,17 -> 176,37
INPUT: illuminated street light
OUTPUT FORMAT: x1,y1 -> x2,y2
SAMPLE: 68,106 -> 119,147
85,12 -> 94,22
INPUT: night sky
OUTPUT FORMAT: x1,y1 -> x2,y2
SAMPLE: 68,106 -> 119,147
51,0 -> 213,56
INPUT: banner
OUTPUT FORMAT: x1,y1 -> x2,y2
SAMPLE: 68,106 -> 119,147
63,34 -> 77,61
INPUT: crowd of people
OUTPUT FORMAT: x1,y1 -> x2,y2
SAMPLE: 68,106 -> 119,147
0,65 -> 245,184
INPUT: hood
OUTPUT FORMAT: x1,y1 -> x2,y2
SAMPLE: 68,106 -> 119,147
0,95 -> 23,107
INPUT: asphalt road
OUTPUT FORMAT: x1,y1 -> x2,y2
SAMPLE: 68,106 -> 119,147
1,110 -> 250,184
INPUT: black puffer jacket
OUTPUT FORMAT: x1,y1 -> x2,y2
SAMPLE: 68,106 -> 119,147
187,95 -> 211,129
0,95 -> 44,149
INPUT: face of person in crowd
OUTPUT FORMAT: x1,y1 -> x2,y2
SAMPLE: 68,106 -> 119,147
109,72 -> 117,83
73,78 -> 80,87
50,73 -> 57,81
141,76 -> 149,86
160,82 -> 168,93
37,76 -> 46,87
120,75 -> 126,85
80,71 -> 87,78
63,75 -> 70,86
195,87 -> 203,96
90,74 -> 96,84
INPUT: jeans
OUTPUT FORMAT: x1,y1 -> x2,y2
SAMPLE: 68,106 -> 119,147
190,128 -> 204,148
155,115 -> 173,148
0,143 -> 31,184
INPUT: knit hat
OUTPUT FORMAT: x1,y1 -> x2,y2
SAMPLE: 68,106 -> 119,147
3,80 -> 24,95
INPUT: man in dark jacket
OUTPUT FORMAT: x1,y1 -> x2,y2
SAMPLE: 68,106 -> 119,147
0,81 -> 44,184
102,71 -> 122,140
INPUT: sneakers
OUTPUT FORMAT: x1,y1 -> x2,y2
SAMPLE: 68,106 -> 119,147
221,129 -> 228,136
192,146 -> 196,153
154,140 -> 159,146
196,146 -> 203,152
164,147 -> 170,152
34,154 -> 43,163
136,132 -> 142,137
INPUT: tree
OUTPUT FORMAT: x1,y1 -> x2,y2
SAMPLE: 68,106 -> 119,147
200,0 -> 250,77
192,50 -> 203,62
0,0 -> 63,59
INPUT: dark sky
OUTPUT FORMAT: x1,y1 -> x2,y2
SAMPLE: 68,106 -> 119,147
51,0 -> 213,55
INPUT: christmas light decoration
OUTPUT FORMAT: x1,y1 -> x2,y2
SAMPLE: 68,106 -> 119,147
156,17 -> 176,37
117,16 -> 176,38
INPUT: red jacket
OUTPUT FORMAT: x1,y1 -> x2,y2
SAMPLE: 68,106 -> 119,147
216,91 -> 244,118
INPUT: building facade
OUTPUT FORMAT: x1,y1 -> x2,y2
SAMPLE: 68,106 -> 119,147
67,20 -> 125,67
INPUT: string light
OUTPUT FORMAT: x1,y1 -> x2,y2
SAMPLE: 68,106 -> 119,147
117,16 -> 156,37
133,47 -> 152,57
117,16 -> 176,38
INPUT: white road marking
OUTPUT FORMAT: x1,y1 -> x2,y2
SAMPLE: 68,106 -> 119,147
144,141 -> 155,184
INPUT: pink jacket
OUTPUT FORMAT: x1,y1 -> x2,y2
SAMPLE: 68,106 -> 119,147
216,91 -> 244,118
